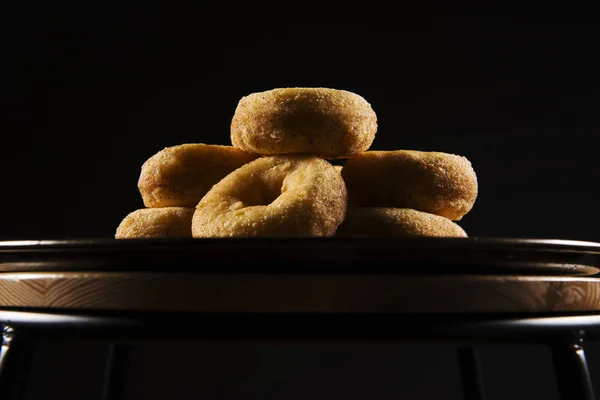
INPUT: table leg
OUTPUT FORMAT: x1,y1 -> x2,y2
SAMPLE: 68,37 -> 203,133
551,333 -> 596,400
0,324 -> 34,400
457,346 -> 486,400
101,343 -> 131,400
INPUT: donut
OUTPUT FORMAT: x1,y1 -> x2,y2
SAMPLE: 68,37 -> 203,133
192,155 -> 347,237
138,143 -> 258,208
341,150 -> 478,220
115,207 -> 195,238
337,207 -> 467,238
230,87 -> 378,159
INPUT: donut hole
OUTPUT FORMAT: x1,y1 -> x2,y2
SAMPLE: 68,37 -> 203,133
240,176 -> 286,207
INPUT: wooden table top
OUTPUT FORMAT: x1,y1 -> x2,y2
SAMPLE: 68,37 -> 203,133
1,237 -> 599,314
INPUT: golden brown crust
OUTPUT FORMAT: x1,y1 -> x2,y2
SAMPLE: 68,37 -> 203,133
192,155 -> 348,237
341,150 -> 478,220
230,87 -> 377,159
115,207 -> 195,239
337,207 -> 467,237
138,143 -> 258,208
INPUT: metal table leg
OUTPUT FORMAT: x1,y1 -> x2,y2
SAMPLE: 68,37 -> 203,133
101,343 -> 131,400
457,346 -> 486,400
551,331 -> 596,400
0,324 -> 34,400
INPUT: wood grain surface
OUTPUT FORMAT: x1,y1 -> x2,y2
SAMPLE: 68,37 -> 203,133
0,272 -> 599,313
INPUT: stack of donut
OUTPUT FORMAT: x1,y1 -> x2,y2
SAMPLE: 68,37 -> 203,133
115,87 -> 478,239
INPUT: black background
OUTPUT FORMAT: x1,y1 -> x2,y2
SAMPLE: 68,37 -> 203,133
2,4 -> 600,399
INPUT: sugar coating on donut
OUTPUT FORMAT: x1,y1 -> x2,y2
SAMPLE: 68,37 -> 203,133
138,143 -> 258,208
337,207 -> 467,237
230,87 -> 377,159
341,150 -> 478,220
115,207 -> 195,238
192,155 -> 348,237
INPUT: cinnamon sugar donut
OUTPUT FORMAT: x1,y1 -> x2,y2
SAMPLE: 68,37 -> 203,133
192,155 -> 347,237
115,207 -> 194,238
230,87 -> 377,159
138,143 -> 258,208
337,207 -> 467,237
341,150 -> 478,220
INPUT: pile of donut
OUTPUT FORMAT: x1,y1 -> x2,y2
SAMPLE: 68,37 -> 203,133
115,87 -> 478,239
